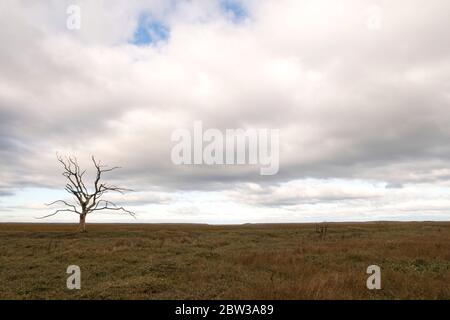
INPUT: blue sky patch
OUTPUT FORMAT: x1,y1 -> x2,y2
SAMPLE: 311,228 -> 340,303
219,0 -> 248,22
132,14 -> 170,45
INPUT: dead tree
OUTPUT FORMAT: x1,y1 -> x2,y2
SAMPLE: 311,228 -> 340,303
40,155 -> 134,232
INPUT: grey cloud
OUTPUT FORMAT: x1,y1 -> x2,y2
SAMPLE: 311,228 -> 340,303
227,181 -> 383,207
1,0 -> 450,200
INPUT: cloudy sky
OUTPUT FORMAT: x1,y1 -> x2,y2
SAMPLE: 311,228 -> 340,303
1,0 -> 450,223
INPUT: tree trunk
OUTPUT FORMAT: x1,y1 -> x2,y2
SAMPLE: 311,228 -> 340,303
79,214 -> 87,232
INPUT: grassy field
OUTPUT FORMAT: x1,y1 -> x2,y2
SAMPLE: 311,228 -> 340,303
0,222 -> 449,300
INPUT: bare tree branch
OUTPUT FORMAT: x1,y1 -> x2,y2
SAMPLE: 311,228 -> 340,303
37,208 -> 79,219
46,200 -> 80,214
90,200 -> 136,218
